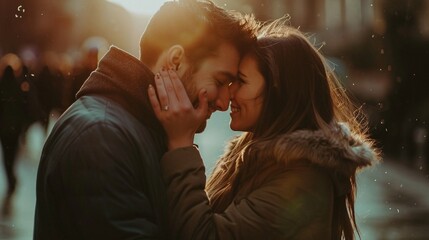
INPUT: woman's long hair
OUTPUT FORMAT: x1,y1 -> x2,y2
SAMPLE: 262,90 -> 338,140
206,17 -> 370,240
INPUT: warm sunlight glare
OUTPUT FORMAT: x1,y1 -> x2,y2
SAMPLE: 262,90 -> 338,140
106,0 -> 169,15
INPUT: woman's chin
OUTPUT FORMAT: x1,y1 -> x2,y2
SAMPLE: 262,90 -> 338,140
196,121 -> 207,133
229,121 -> 241,131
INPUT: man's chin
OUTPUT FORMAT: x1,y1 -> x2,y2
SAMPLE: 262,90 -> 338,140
196,121 -> 207,133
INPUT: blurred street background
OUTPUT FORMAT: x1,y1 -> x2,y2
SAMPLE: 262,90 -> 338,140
1,0 -> 429,239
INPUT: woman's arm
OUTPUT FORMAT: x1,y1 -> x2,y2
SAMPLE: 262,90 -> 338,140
160,147 -> 333,240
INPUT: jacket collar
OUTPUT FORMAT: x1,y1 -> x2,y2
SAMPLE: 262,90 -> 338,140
76,46 -> 163,132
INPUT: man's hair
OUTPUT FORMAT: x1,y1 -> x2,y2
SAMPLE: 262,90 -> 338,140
140,0 -> 257,67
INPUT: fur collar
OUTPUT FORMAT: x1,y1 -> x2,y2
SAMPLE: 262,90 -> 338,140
232,123 -> 381,177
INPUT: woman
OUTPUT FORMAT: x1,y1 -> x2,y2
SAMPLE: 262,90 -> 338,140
148,20 -> 380,240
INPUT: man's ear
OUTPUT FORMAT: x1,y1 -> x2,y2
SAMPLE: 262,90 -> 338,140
167,45 -> 185,70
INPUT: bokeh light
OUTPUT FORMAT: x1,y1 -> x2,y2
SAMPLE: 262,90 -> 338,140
106,0 -> 168,15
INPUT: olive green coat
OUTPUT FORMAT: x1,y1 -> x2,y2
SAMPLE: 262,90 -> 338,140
161,123 -> 379,240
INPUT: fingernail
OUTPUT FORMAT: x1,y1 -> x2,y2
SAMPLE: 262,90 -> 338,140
148,84 -> 153,89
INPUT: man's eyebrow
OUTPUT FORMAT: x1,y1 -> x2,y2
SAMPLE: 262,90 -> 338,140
215,71 -> 236,82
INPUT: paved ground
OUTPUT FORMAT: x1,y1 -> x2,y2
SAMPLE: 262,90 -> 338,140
354,160 -> 429,239
0,122 -> 45,240
1,114 -> 429,239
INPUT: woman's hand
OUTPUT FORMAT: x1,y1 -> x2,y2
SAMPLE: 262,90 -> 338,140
148,68 -> 208,150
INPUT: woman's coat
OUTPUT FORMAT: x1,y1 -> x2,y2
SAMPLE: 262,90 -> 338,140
161,123 -> 379,239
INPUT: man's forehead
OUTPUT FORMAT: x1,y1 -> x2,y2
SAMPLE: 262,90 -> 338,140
196,42 -> 240,77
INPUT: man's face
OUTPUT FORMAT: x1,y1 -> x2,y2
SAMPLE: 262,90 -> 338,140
182,42 -> 240,133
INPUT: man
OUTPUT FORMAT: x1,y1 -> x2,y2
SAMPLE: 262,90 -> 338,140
34,0 -> 256,239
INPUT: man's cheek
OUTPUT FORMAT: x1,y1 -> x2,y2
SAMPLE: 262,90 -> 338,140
196,121 -> 207,133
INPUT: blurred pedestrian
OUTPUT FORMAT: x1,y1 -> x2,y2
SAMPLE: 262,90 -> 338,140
19,65 -> 46,134
0,55 -> 27,217
33,60 -> 66,132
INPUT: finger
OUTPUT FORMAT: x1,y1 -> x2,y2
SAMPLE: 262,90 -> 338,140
168,69 -> 192,105
196,89 -> 209,120
160,69 -> 178,108
147,84 -> 162,118
154,73 -> 169,110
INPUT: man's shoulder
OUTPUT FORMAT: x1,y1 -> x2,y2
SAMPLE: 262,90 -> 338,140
61,95 -> 138,129
46,96 -> 142,145
59,95 -> 164,144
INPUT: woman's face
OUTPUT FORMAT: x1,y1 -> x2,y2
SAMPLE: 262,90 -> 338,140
229,54 -> 265,132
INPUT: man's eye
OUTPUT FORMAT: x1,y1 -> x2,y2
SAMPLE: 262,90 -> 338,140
216,79 -> 228,87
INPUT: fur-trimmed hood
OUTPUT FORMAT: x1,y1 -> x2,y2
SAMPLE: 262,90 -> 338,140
226,123 -> 381,182
254,122 -> 381,176
226,123 -> 381,195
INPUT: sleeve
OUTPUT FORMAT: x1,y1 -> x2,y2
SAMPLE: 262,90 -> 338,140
161,146 -> 333,240
54,123 -> 160,240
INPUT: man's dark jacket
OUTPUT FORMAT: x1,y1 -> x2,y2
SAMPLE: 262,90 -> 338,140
34,46 -> 169,239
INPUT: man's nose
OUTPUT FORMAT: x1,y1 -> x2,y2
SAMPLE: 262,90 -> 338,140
214,87 -> 230,111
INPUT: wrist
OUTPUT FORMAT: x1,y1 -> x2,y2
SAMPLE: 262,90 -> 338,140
168,137 -> 194,151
